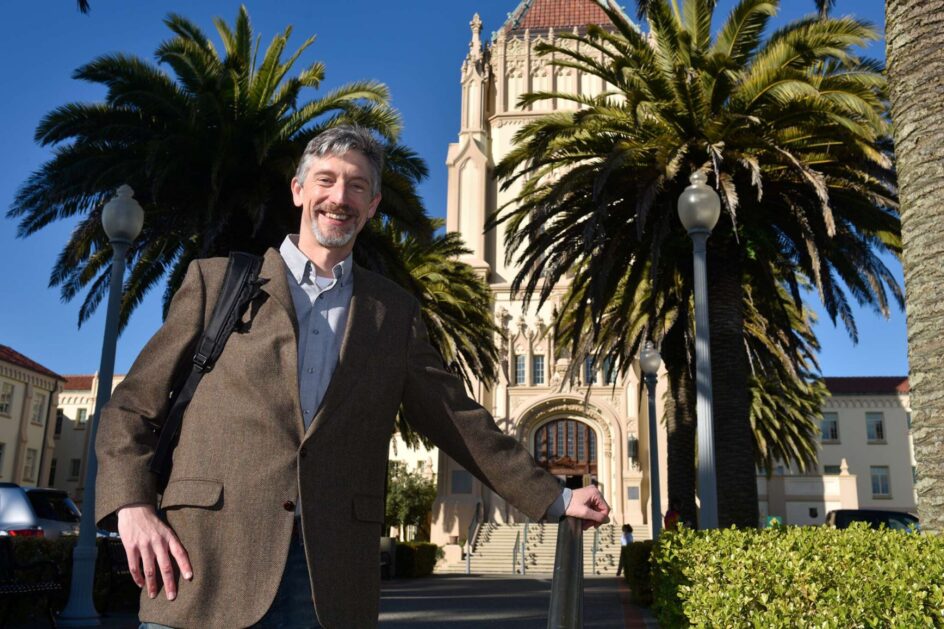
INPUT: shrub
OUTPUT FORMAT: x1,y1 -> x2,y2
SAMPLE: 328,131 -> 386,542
394,542 -> 439,578
650,524 -> 944,627
7,536 -> 139,624
621,540 -> 655,605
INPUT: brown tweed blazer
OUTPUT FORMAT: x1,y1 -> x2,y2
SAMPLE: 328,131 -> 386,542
95,248 -> 562,628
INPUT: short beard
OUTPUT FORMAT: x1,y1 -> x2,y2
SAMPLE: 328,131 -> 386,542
310,208 -> 356,248
311,222 -> 355,248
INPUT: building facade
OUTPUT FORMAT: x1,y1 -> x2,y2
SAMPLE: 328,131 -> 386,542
758,377 -> 917,526
0,345 -> 63,488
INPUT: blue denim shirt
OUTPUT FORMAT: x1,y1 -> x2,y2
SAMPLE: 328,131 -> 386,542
279,235 -> 353,431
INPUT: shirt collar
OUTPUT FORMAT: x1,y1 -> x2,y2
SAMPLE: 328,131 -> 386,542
279,235 -> 352,286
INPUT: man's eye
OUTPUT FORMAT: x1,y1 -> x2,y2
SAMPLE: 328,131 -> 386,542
316,178 -> 333,186
351,183 -> 367,193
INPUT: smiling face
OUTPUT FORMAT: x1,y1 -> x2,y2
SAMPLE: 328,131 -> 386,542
291,150 -> 381,258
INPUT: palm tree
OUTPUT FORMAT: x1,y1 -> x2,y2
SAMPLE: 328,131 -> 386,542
885,0 -> 944,533
10,7 -> 403,326
494,0 -> 900,527
378,219 -> 500,447
7,6 -> 496,399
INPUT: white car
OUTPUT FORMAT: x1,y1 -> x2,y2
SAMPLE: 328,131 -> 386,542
0,483 -> 81,539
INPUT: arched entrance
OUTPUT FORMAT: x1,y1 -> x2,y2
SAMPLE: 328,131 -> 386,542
533,418 -> 597,490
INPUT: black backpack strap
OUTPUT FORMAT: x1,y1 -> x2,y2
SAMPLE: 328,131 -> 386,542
149,252 -> 263,483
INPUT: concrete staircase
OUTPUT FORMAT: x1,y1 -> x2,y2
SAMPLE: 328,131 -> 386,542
435,522 -> 649,575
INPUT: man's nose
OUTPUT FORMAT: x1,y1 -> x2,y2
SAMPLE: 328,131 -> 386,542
327,181 -> 350,206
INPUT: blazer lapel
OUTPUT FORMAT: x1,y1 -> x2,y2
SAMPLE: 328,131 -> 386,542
306,265 -> 386,439
256,248 -> 304,434
258,248 -> 299,338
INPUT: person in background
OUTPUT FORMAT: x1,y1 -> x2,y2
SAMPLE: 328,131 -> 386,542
664,501 -> 681,531
616,523 -> 633,576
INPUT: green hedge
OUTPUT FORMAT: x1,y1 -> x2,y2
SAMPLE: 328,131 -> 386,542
394,542 -> 438,578
621,540 -> 655,605
650,524 -> 944,627
7,537 -> 139,624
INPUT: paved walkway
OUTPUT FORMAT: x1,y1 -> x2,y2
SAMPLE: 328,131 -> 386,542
66,575 -> 658,628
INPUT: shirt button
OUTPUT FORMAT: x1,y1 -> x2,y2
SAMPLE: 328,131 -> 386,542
307,368 -> 314,374
304,409 -> 311,415
313,329 -> 320,335
283,500 -> 295,511
319,294 -> 325,300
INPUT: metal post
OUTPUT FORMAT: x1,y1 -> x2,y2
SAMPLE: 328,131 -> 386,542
547,517 -> 583,629
58,240 -> 129,626
645,372 -> 663,539
690,231 -> 718,529
520,522 -> 529,575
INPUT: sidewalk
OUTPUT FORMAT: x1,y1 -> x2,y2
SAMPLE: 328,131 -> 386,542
74,575 -> 659,628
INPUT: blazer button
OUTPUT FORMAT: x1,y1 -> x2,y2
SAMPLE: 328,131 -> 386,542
299,447 -> 307,458
283,500 -> 296,512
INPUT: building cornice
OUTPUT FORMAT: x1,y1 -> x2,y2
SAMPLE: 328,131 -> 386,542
0,362 -> 63,393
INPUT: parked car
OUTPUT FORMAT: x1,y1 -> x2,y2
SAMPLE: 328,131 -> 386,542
0,483 -> 81,538
825,508 -> 919,532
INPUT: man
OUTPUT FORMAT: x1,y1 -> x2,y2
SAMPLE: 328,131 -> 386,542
96,126 -> 610,628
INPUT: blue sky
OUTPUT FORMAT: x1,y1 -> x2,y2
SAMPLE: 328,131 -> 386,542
0,0 -> 902,378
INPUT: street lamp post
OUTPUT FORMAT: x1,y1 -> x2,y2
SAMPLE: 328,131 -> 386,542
677,171 -> 721,530
59,185 -> 143,626
639,341 -> 662,540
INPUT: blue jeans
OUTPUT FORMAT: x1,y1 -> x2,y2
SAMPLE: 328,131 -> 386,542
141,533 -> 320,629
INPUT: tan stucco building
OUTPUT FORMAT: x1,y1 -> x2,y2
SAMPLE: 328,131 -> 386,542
0,345 -> 63,487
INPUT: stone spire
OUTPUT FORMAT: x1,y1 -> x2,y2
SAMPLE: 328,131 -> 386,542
469,13 -> 484,59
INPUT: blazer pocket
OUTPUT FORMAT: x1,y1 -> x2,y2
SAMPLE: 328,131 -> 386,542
160,479 -> 224,510
352,494 -> 384,523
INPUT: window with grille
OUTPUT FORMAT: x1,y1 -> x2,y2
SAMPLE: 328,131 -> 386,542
820,412 -> 839,442
23,449 -> 38,482
0,382 -> 13,416
534,419 -> 597,474
870,466 -> 890,497
30,394 -> 46,426
866,412 -> 885,443
69,459 -> 82,480
515,355 -> 526,386
532,355 -> 545,385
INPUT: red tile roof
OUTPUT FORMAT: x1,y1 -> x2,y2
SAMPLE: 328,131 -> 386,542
505,0 -> 615,33
63,375 -> 95,391
0,345 -> 65,381
824,377 -> 910,396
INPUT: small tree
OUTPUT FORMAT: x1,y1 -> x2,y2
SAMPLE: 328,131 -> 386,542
385,462 -> 437,541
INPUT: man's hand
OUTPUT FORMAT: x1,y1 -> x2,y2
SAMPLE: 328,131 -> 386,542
117,504 -> 192,601
565,486 -> 611,530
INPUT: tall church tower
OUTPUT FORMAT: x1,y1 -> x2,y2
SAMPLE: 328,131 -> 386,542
433,0 -> 667,545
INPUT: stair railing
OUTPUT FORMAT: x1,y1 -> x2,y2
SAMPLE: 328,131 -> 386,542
591,526 -> 600,575
521,521 -> 530,575
547,517 -> 583,629
465,502 -> 483,575
512,529 -> 521,573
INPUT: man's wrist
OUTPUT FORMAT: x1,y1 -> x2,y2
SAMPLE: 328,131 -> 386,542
544,488 -> 573,521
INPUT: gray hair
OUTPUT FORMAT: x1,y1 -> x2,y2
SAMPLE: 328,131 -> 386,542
295,125 -> 385,196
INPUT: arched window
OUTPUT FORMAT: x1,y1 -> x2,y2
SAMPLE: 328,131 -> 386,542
533,419 -> 597,475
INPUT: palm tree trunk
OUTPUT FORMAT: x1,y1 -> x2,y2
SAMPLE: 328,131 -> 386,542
707,239 -> 758,528
662,314 -> 698,528
887,0 -> 944,534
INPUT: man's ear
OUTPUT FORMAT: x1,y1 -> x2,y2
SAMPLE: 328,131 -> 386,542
290,177 -> 304,207
367,194 -> 382,219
